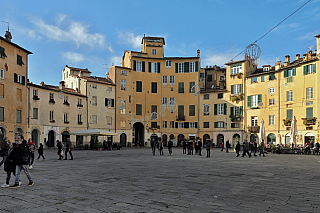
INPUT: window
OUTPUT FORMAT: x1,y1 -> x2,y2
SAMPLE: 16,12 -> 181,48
151,82 -> 157,93
203,94 -> 209,100
136,61 -> 142,72
107,87 -> 112,92
306,107 -> 313,118
269,73 -> 275,80
17,110 -> 21,123
78,114 -> 82,123
151,122 -> 158,128
33,108 -> 38,119
162,97 -> 167,104
178,63 -> 184,73
120,106 -> 126,115
190,62 -> 195,72
120,121 -> 126,127
178,82 -> 184,93
17,55 -> 24,66
63,96 -> 69,105
166,60 -> 172,68
261,76 -> 265,82
284,68 -> 296,77
178,122 -> 184,128
0,107 -> 3,122
200,73 -> 204,78
163,121 -> 167,128
189,105 -> 195,116
92,84 -> 97,89
269,87 -> 275,93
14,73 -> 25,85
231,65 -> 242,75
106,116 -> 112,125
33,89 -> 38,97
169,97 -> 175,104
92,96 -> 97,106
214,103 -> 227,115
218,93 -> 223,99
251,116 -> 258,126
231,84 -> 242,94
231,106 -> 240,116
207,74 -> 212,82
189,122 -> 196,128
170,121 -> 175,128
78,98 -> 83,106
105,98 -> 115,107
162,76 -> 167,85
92,115 -> 97,124
0,84 -> 3,98
0,46 -> 7,58
304,64 -> 316,75
0,69 -> 4,79
50,111 -> 54,121
50,93 -> 54,100
217,104 -> 224,115
307,87 -> 313,99
214,121 -> 224,128
136,81 -> 142,92
121,70 -> 127,75
287,109 -> 293,120
231,123 -> 240,128
64,113 -> 69,123
189,82 -> 195,93
151,63 -> 158,73
248,94 -> 261,108
169,76 -> 175,85
251,77 -> 258,83
287,91 -> 293,102
269,115 -> 275,125
151,105 -> 157,113
128,95 -> 131,103
17,88 -> 22,101
136,104 -> 142,115
152,49 -> 156,55
121,80 -> 126,91
269,99 -> 275,106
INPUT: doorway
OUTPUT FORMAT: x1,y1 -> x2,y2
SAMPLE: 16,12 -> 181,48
31,129 -> 40,147
120,133 -> 127,147
133,122 -> 144,146
217,134 -> 224,147
48,130 -> 55,148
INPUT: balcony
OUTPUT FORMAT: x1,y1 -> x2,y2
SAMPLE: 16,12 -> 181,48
230,94 -> 243,102
302,117 -> 317,125
248,126 -> 260,133
63,101 -> 70,106
230,115 -> 242,122
78,121 -> 83,125
49,99 -> 55,104
176,115 -> 186,121
283,119 -> 292,126
33,95 -> 40,100
77,104 -> 83,107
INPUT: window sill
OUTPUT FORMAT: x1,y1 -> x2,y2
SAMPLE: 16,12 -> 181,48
63,102 -> 70,106
50,120 -> 55,123
78,122 -> 83,125
64,121 -> 70,124
49,100 -> 55,104
250,107 -> 260,109
77,104 -> 83,107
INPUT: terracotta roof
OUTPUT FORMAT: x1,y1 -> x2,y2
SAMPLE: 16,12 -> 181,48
28,83 -> 86,97
81,76 -> 115,85
65,65 -> 91,73
0,36 -> 33,54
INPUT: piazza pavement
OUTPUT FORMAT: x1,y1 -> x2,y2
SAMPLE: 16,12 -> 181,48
0,147 -> 319,213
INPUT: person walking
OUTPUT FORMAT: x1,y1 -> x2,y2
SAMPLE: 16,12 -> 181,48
206,139 -> 212,158
168,139 -> 173,156
37,143 -> 45,160
56,140 -> 63,160
253,141 -> 258,156
315,141 -> 320,155
226,140 -> 230,153
0,137 -> 10,167
64,138 -> 73,160
198,140 -> 202,156
189,140 -> 194,155
259,139 -> 266,157
235,141 -> 240,157
221,142 -> 224,152
10,135 -> 34,188
28,139 -> 36,169
242,140 -> 251,158
182,139 -> 187,154
151,138 -> 156,156
1,142 -> 15,188
159,140 -> 164,156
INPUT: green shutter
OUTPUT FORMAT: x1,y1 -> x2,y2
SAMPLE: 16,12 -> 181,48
214,104 -> 217,115
157,62 -> 160,73
184,62 -> 189,73
292,68 -> 296,76
287,109 -> 293,120
284,70 -> 288,78
313,63 -> 316,73
240,106 -> 243,115
175,63 -> 178,73
303,66 -> 307,75
247,96 -> 251,107
224,103 -> 227,115
231,85 -> 234,94
230,107 -> 234,116
142,61 -> 145,72
148,62 -> 151,73
306,107 -> 313,118
133,60 -> 136,71
195,61 -> 198,72
111,99 -> 114,107
214,122 -> 218,128
258,94 -> 262,106
240,84 -> 243,93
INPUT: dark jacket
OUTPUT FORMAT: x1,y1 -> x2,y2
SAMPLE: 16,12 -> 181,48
9,141 -> 30,165
206,140 -> 212,149
57,142 -> 63,150
38,144 -> 44,154
4,148 -> 15,173
235,143 -> 241,152
66,140 -> 72,149
0,141 -> 9,157
168,140 -> 173,148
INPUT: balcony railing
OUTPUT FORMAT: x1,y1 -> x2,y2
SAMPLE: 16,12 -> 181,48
283,119 -> 292,126
248,126 -> 260,133
176,115 -> 186,121
302,117 -> 317,125
33,95 -> 40,100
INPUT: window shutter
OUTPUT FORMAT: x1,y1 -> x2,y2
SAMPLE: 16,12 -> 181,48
284,70 -> 288,77
258,94 -> 262,105
222,122 -> 224,128
184,62 -> 189,73
240,84 -> 243,93
230,107 -> 234,116
195,61 -> 198,72
133,60 -> 136,71
214,104 -> 217,115
287,109 -> 293,120
247,96 -> 251,107
214,122 -> 218,128
157,62 -> 160,73
292,68 -> 296,76
303,66 -> 307,75
175,122 -> 178,128
224,103 -> 227,115
14,73 -> 17,83
195,122 -> 198,128
184,122 -> 189,128
142,61 -> 145,72
148,62 -> 151,73
22,76 -> 25,85
231,85 -> 234,94
313,63 -> 316,73
111,99 -> 114,107
240,106 -> 243,115
306,107 -> 313,119
105,98 -> 108,106
175,63 -> 178,73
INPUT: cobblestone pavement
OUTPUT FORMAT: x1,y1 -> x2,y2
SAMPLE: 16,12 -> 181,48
0,147 -> 319,213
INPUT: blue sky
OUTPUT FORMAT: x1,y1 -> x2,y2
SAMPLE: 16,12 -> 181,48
1,0 -> 320,85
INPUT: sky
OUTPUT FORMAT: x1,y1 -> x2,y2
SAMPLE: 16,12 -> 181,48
1,0 -> 320,86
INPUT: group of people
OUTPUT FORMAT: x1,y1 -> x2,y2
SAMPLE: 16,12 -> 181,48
150,138 -> 173,156
234,139 -> 266,158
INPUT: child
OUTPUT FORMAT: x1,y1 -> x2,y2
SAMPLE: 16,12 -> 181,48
1,143 -> 16,187
37,143 -> 45,160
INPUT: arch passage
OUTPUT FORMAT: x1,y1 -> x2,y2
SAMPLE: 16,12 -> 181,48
133,122 -> 144,146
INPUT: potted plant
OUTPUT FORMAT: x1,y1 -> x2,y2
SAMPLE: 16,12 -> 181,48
283,118 -> 292,126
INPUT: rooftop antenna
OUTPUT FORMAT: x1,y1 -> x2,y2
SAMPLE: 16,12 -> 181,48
103,64 -> 109,75
308,46 -> 313,51
2,21 -> 12,41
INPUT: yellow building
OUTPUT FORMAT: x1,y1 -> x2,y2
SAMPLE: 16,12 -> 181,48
0,31 -> 32,142
108,36 -> 200,146
28,81 -> 87,147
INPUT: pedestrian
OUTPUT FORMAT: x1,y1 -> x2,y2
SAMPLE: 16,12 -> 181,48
159,140 -> 164,156
315,141 -> 320,155
198,140 -> 202,156
10,135 -> 34,188
206,139 -> 212,158
37,143 -> 45,160
242,140 -> 251,158
168,139 -> 173,156
64,138 -> 73,160
235,141 -> 240,157
151,138 -> 156,156
253,141 -> 258,156
56,140 -> 63,160
249,141 -> 253,156
0,137 -> 10,167
259,139 -> 266,157
90,139 -> 94,150
28,139 -> 36,169
195,141 -> 198,154
182,139 -> 187,154
1,142 -> 15,188
221,142 -> 224,152
226,140 -> 230,153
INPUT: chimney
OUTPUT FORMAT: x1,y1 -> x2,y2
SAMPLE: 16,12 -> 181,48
284,55 -> 290,66
78,71 -> 83,77
197,49 -> 200,57
59,81 -> 65,90
303,53 -> 307,61
40,81 -> 44,86
296,54 -> 300,61
308,50 -> 312,58
275,61 -> 281,71
315,34 -> 320,55
4,29 -> 12,42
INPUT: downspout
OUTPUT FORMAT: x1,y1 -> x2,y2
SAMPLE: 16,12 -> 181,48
86,81 -> 89,130
278,71 -> 281,144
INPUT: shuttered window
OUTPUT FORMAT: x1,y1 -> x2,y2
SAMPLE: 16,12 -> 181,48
151,82 -> 157,93
136,81 -> 142,92
0,84 -> 3,98
306,107 -> 313,119
136,104 -> 142,115
178,82 -> 184,93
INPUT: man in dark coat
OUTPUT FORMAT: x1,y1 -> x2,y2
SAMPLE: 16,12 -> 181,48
198,140 -> 202,156
64,138 -> 73,160
242,140 -> 251,158
168,140 -> 173,156
2,142 -> 15,187
206,139 -> 212,158
226,140 -> 230,153
235,141 -> 240,157
182,140 -> 187,154
151,138 -> 156,156
0,137 -> 10,167
56,140 -> 63,160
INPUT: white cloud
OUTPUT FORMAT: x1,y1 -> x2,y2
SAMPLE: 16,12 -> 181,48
63,52 -> 85,64
110,56 -> 122,66
202,52 -> 241,67
31,15 -> 111,51
118,31 -> 142,49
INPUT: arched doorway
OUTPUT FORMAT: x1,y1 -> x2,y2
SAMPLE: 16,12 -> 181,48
267,133 -> 276,145
203,134 -> 210,143
120,133 -> 127,147
217,134 -> 224,147
48,130 -> 55,148
285,133 -> 290,145
304,133 -> 315,147
250,134 -> 258,143
162,134 -> 168,146
62,131 -> 70,144
177,134 -> 185,147
0,126 -> 6,142
31,129 -> 40,147
232,134 -> 240,148
14,127 -> 24,141
133,122 -> 144,146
